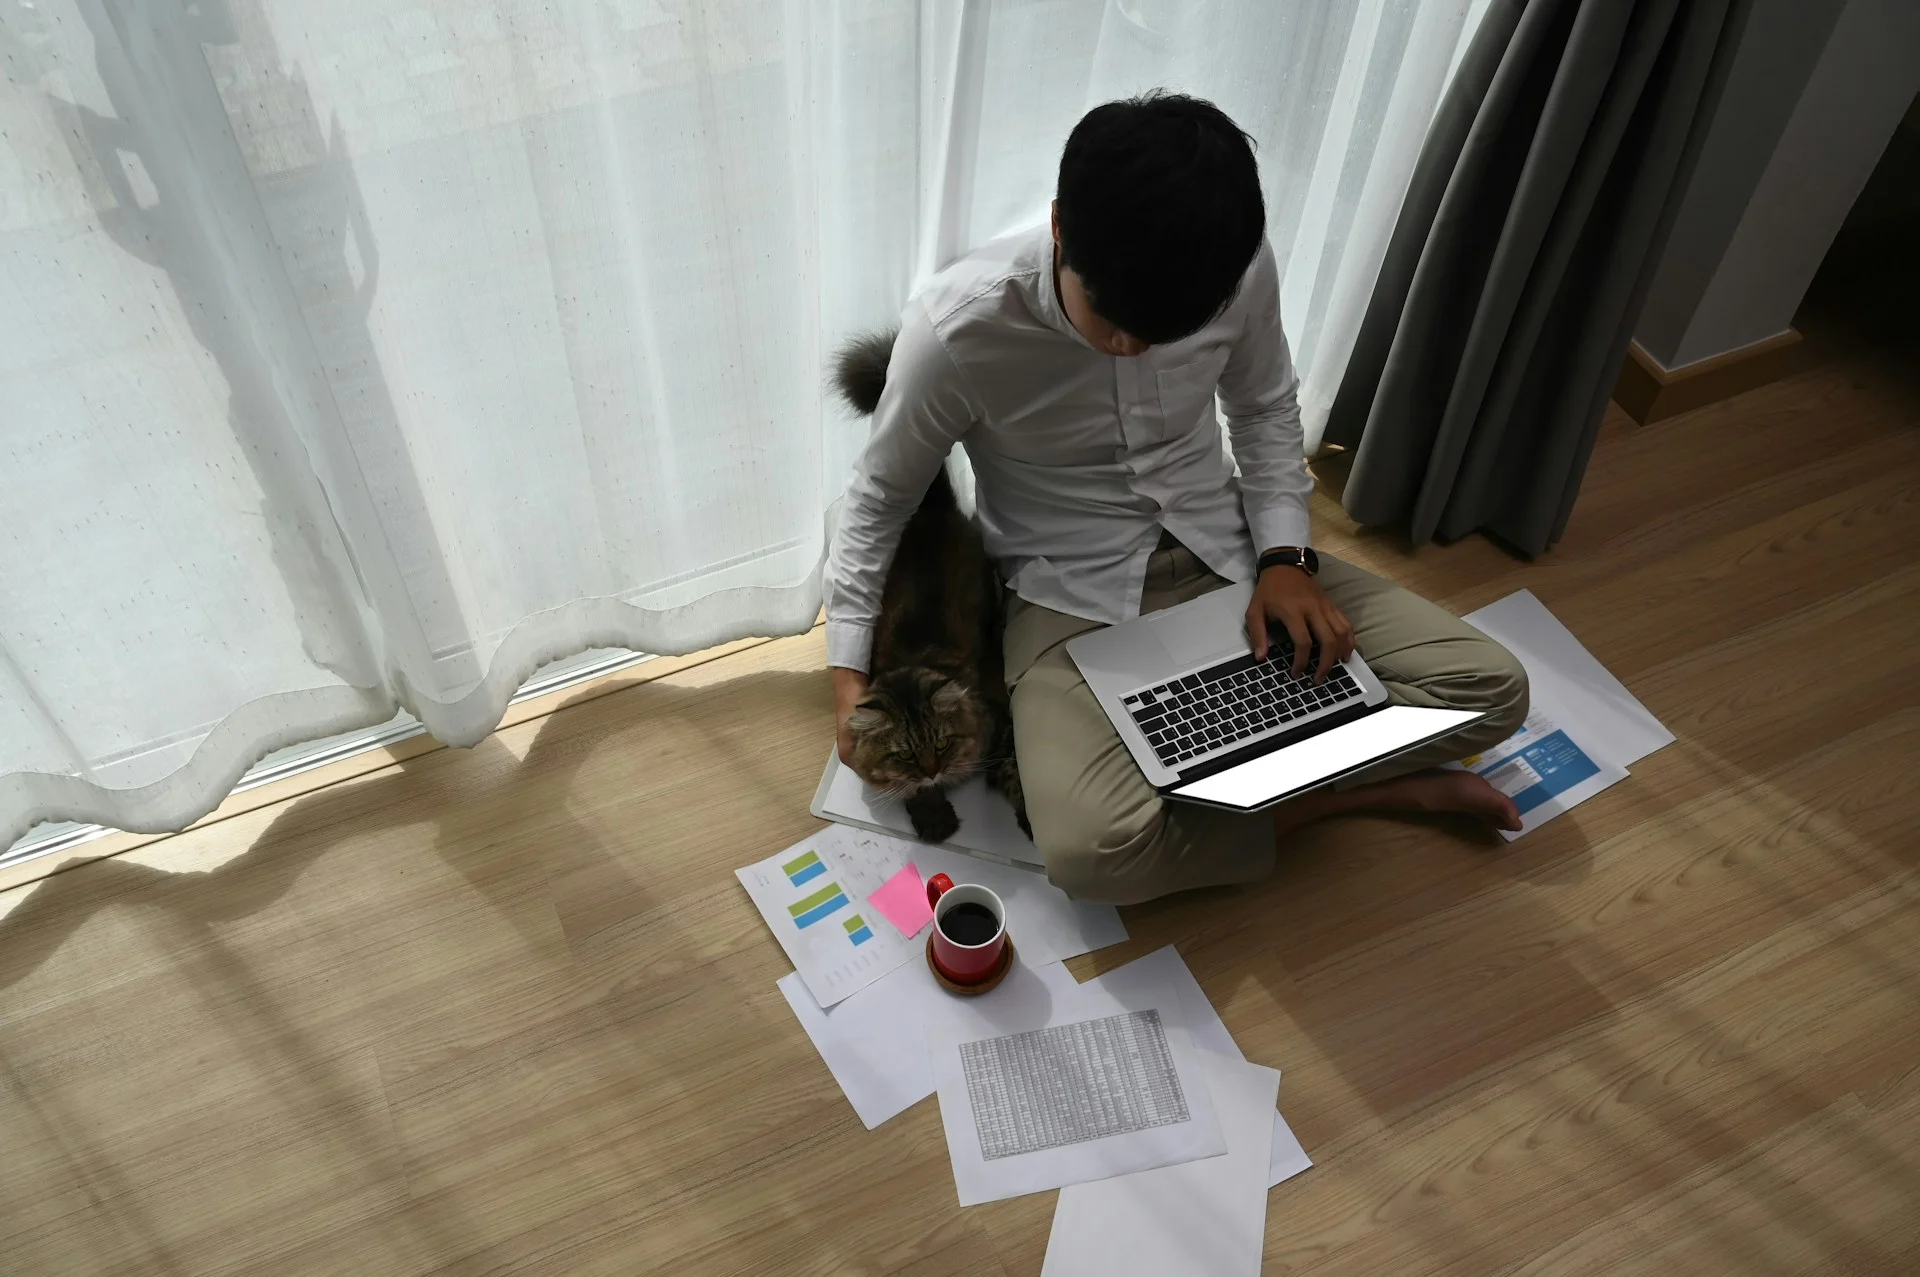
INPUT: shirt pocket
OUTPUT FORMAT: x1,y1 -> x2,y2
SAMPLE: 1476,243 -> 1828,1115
1153,350 -> 1230,442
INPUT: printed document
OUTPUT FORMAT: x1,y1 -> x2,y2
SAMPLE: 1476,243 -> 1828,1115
1078,944 -> 1311,1188
928,973 -> 1224,1205
1043,1052 -> 1278,1277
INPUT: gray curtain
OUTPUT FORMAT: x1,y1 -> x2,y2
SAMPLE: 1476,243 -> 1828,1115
1323,0 -> 1756,553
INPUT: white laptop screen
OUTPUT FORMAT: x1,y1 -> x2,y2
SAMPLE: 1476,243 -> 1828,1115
1170,706 -> 1484,810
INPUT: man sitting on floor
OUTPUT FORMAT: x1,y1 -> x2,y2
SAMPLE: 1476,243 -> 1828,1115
825,93 -> 1529,905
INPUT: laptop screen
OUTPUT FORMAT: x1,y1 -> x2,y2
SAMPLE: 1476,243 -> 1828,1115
1169,706 -> 1484,810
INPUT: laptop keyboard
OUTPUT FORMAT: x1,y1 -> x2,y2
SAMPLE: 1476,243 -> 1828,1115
1122,645 -> 1364,768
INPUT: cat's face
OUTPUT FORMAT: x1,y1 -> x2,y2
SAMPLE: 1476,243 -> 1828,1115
847,668 -> 990,794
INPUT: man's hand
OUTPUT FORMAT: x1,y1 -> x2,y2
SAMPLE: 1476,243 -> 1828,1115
1246,565 -> 1354,682
833,666 -> 871,766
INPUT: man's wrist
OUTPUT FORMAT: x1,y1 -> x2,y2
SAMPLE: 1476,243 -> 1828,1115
824,618 -> 876,674
1257,545 -> 1319,577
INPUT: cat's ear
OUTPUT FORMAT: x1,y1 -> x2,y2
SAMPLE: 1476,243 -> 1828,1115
847,704 -> 888,738
930,680 -> 974,715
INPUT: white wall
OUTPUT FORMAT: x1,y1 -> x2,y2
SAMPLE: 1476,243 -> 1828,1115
1636,0 -> 1920,371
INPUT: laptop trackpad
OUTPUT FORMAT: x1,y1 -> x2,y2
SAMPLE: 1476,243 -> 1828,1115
1149,605 -> 1240,668
1170,706 -> 1484,810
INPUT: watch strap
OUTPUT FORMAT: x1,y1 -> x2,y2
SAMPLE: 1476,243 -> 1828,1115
1257,546 -> 1320,576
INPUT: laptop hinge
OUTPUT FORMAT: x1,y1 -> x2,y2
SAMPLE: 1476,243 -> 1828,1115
1170,700 -> 1378,786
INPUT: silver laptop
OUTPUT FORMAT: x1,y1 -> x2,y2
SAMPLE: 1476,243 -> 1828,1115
1066,582 -> 1484,812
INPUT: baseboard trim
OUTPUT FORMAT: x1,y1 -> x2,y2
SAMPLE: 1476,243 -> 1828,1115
1613,330 -> 1807,424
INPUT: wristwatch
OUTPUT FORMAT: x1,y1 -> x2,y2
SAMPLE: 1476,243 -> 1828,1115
1257,546 -> 1320,577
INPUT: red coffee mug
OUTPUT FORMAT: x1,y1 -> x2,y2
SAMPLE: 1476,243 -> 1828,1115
926,874 -> 1008,986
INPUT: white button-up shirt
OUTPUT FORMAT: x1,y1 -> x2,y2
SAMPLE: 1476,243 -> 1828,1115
824,226 -> 1312,672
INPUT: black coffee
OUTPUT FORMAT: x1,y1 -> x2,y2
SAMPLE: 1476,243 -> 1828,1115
938,902 -> 1001,946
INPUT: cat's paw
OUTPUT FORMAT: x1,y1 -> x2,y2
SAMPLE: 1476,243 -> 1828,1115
904,791 -> 961,844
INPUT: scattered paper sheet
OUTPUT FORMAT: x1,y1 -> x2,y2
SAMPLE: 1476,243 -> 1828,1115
1268,1112 -> 1312,1186
1448,590 -> 1674,840
929,973 -> 1224,1205
1083,945 -> 1242,1059
1464,590 -> 1674,768
867,863 -> 934,938
780,939 -> 1312,1188
1043,1053 -> 1279,1277
1452,703 -> 1628,841
813,750 -> 1044,867
736,826 -> 928,1007
1079,944 -> 1312,1187
778,959 -> 1085,1129
745,826 -> 1123,1010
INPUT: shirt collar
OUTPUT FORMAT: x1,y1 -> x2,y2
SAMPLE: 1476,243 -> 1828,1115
1025,227 -> 1098,351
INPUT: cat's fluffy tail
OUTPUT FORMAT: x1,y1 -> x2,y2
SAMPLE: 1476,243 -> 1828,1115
831,327 -> 900,417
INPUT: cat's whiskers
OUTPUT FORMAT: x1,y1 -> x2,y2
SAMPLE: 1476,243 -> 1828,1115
880,775 -> 949,800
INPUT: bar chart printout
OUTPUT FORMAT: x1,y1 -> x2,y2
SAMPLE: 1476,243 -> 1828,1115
736,826 -> 922,1006
783,849 -> 828,887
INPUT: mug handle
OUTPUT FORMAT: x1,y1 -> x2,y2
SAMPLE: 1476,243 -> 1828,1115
926,873 -> 955,909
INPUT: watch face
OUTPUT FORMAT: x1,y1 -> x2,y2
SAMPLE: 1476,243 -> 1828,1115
1303,547 -> 1320,573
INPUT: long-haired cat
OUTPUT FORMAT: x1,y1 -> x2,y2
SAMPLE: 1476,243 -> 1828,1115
834,328 -> 1028,843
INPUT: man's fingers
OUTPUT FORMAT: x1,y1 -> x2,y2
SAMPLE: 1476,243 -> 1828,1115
1309,610 -> 1339,682
1319,600 -> 1356,664
1280,611 -> 1311,678
1245,599 -> 1269,659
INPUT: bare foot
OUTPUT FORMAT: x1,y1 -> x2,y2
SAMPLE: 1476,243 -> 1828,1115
1271,767 -> 1523,840
1377,769 -> 1522,831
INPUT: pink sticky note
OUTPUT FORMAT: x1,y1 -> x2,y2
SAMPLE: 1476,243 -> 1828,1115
867,863 -> 934,938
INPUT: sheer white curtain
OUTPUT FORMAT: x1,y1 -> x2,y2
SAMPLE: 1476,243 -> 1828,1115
0,0 -> 1487,849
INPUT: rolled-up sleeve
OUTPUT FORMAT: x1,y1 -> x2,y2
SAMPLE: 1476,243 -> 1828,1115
823,302 -> 978,672
1217,240 -> 1313,554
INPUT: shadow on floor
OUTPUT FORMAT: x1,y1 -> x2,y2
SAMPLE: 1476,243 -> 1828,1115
0,661 -> 846,1272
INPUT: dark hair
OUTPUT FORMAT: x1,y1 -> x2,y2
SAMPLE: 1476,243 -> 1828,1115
1056,92 -> 1265,345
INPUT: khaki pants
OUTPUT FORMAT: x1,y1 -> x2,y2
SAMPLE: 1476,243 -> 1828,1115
1005,541 -> 1529,905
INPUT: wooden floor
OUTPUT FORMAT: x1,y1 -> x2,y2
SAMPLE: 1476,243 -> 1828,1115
5,312 -> 1919,1272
